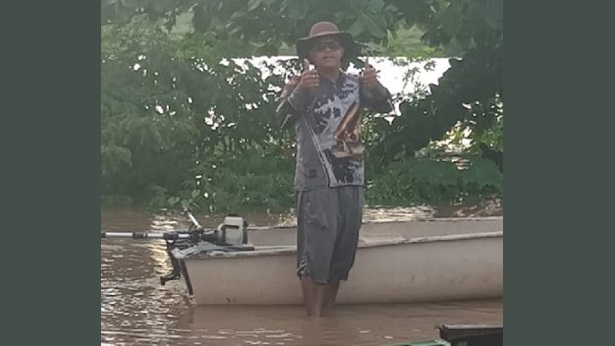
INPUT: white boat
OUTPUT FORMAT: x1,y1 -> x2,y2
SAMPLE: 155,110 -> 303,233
171,217 -> 503,305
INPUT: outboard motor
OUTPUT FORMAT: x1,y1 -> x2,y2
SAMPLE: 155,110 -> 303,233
206,214 -> 248,246
159,233 -> 195,286
160,213 -> 249,286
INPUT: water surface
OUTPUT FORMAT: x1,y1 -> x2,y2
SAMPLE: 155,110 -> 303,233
101,208 -> 503,345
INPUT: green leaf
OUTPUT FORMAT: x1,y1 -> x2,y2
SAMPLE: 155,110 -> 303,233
360,13 -> 386,39
334,11 -> 351,22
347,17 -> 365,37
287,0 -> 309,19
372,13 -> 387,31
120,0 -> 137,7
151,0 -> 175,14
368,0 -> 385,13
248,0 -> 262,11
441,14 -> 460,37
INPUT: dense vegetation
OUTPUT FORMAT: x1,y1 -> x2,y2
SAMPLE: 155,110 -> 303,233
101,0 -> 503,214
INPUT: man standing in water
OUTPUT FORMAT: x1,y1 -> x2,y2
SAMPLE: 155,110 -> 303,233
275,21 -> 393,317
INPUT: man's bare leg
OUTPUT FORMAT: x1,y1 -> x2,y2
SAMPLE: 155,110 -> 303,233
301,277 -> 326,317
320,281 -> 340,317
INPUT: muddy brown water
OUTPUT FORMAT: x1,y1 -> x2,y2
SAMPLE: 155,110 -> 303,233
101,207 -> 503,346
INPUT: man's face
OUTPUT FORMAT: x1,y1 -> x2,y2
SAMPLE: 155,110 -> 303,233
308,36 -> 344,69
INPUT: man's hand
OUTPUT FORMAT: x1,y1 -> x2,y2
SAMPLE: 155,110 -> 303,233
297,59 -> 319,91
286,75 -> 301,90
361,54 -> 379,91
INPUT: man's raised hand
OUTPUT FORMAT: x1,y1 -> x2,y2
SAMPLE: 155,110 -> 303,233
362,54 -> 378,91
297,59 -> 319,91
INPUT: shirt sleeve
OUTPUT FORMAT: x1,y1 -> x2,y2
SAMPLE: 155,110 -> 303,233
275,84 -> 310,130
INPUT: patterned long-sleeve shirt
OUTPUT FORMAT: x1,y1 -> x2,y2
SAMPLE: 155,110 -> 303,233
276,72 -> 393,191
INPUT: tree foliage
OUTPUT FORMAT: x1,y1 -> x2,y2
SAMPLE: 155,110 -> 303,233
101,16 -> 293,209
102,0 -> 400,51
375,0 -> 503,166
101,0 -> 503,211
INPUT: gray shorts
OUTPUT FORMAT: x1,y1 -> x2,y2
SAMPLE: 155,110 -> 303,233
296,186 -> 364,283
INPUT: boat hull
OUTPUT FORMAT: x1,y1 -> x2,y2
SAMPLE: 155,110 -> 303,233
177,218 -> 503,305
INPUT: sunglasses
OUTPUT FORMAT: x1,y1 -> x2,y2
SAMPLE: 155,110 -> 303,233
312,41 -> 343,52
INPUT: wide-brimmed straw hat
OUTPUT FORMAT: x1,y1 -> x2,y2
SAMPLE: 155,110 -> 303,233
295,21 -> 358,61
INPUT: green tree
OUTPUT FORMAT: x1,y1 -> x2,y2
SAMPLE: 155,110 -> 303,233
101,0 -> 503,211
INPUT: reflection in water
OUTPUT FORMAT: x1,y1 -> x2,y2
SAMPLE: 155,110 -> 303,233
101,208 -> 502,345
